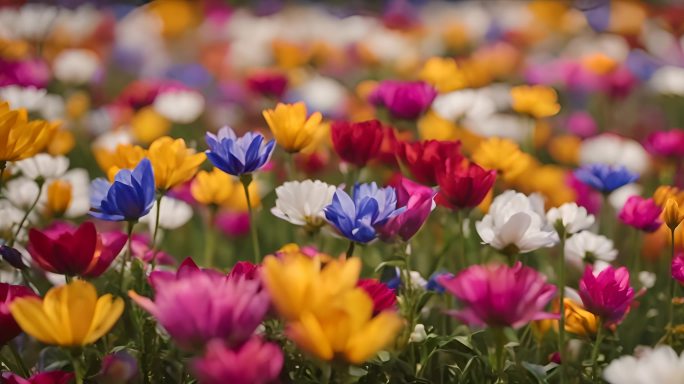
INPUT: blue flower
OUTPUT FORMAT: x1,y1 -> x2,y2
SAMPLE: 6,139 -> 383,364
324,182 -> 405,243
205,126 -> 275,176
574,163 -> 639,193
90,158 -> 156,222
426,272 -> 454,293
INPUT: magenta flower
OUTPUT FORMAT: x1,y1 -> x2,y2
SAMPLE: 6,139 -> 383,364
378,177 -> 435,242
357,278 -> 397,315
644,130 -> 684,158
618,195 -> 663,232
1,371 -> 73,384
579,265 -> 634,325
672,253 -> 684,285
192,338 -> 283,384
130,265 -> 270,350
566,111 -> 597,138
437,262 -> 557,329
228,261 -> 260,281
369,80 -> 436,120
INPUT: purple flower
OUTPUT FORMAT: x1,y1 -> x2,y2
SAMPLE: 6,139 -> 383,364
574,163 -> 639,194
192,338 -> 283,384
378,177 -> 435,242
205,126 -> 275,176
618,195 -> 663,232
566,111 -> 597,138
90,159 -> 156,222
98,351 -> 138,384
1,371 -> 73,384
579,265 -> 634,325
369,80 -> 436,120
672,252 -> 684,285
437,262 -> 557,329
644,130 -> 684,158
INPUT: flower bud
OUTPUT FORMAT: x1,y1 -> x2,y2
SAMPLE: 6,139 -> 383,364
664,198 -> 684,231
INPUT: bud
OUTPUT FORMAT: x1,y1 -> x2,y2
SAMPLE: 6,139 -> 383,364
561,298 -> 598,337
664,198 -> 684,231
0,245 -> 27,270
98,351 -> 138,384
46,180 -> 72,216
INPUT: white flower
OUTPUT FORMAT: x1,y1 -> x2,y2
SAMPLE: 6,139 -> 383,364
579,134 -> 650,175
0,199 -> 25,233
290,76 -> 346,116
604,346 -> 684,384
140,196 -> 193,231
0,4 -> 58,41
52,49 -> 100,85
546,202 -> 595,235
409,324 -> 427,343
0,85 -> 47,112
15,154 -> 69,181
609,184 -> 642,213
432,89 -> 496,121
92,130 -> 133,151
4,177 -> 42,210
638,271 -> 656,289
564,231 -> 617,268
153,90 -> 205,124
650,66 -> 684,96
464,113 -> 532,143
271,180 -> 336,229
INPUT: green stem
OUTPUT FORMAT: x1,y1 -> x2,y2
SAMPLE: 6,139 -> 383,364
8,180 -> 43,247
668,228 -> 677,344
558,231 -> 567,384
321,362 -> 332,384
240,174 -> 261,263
119,221 -> 136,294
69,349 -> 84,384
203,207 -> 217,267
65,275 -> 72,284
0,161 -> 6,194
346,241 -> 355,258
286,153 -> 298,181
7,343 -> 29,377
494,328 -> 507,383
590,320 -> 605,382
149,193 -> 164,269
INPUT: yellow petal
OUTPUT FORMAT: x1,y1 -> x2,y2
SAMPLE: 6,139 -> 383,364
9,297 -> 59,345
63,280 -> 98,345
287,312 -> 334,361
84,294 -> 124,345
345,311 -> 403,364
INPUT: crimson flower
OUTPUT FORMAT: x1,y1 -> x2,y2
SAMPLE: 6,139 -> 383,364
396,140 -> 462,185
0,283 -> 37,345
436,158 -> 496,210
357,279 -> 397,315
579,265 -> 634,325
331,119 -> 384,167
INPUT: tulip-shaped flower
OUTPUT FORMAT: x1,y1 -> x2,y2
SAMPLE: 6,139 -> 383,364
578,265 -> 634,325
0,283 -> 38,345
205,126 -> 275,176
435,158 -> 496,210
377,177 -> 434,242
147,136 -> 206,191
262,102 -> 322,153
618,195 -> 662,232
324,182 -> 405,244
27,221 -> 127,277
396,139 -> 462,185
2,371 -> 73,384
9,280 -> 124,346
90,158 -> 156,222
574,163 -> 639,194
560,298 -> 598,337
644,129 -> 684,158
192,338 -> 283,384
369,80 -> 437,120
331,119 -> 384,167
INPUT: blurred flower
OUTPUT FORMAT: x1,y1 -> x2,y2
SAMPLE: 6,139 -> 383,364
98,351 -> 138,384
568,173 -> 602,215
28,221 -> 127,278
618,196 -> 662,232
472,138 -> 532,182
93,143 -> 147,180
191,168 -> 234,206
650,66 -> 684,96
45,180 -> 72,216
510,85 -> 560,118
566,111 -> 597,138
0,282 -> 37,345
1,371 -> 73,384
205,126 -> 274,176
324,182 -> 404,244
15,154 -> 69,181
435,158 -> 496,210
579,134 -> 649,175
369,80 -> 436,120
438,262 -> 557,329
672,253 -> 684,285
90,158 -> 156,222
131,107 -> 171,144
644,130 -> 684,158
192,339 -> 283,384
228,261 -> 260,282
5,177 -> 41,210
271,180 -> 336,232
10,280 -> 123,346
664,198 -> 684,231
0,102 -> 54,162
216,211 -> 250,237
549,135 -> 581,165
0,245 -> 27,269
262,102 -> 322,153
140,196 -> 193,231
52,49 -> 100,85
153,90 -> 205,124
547,202 -> 595,235
579,265 -> 634,325
604,346 -> 684,384
419,57 -> 468,93
378,177 -> 434,242
246,70 -> 288,99
409,324 -> 427,343
396,139 -> 462,185
146,136 -> 205,191
574,164 -> 639,194
357,278 -> 397,315
560,297 -> 598,337
654,186 -> 684,207
565,231 -> 617,268
331,120 -> 384,167
476,190 -> 558,254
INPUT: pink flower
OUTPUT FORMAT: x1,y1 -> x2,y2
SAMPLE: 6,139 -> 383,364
568,173 -> 601,215
215,211 -> 250,237
378,176 -> 435,242
618,196 -> 663,232
672,253 -> 684,285
98,351 -> 138,383
357,278 -> 397,315
0,59 -> 50,88
1,371 -> 73,384
437,262 -> 557,329
644,130 -> 684,158
566,111 -> 597,138
0,283 -> 37,345
369,80 -> 436,120
228,261 -> 260,281
192,338 -> 283,384
579,265 -> 634,325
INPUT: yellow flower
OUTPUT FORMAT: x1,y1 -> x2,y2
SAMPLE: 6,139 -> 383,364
419,57 -> 469,93
510,85 -> 561,118
654,186 -> 684,207
46,179 -> 72,216
262,102 -> 323,153
9,280 -> 124,346
272,40 -> 311,69
47,128 -> 75,156
472,138 -> 533,182
0,102 -> 55,162
131,107 -> 171,144
147,0 -> 200,38
191,168 -> 234,205
549,135 -> 581,165
93,143 -> 147,181
558,299 -> 598,337
223,177 -> 260,212
664,198 -> 684,231
147,136 -> 205,191
66,91 -> 91,120
581,53 -> 618,75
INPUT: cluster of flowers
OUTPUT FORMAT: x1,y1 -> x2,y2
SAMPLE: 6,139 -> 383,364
2,0 -> 684,383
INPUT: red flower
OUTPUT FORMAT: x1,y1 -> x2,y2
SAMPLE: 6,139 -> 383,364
2,371 -> 74,384
375,125 -> 400,166
0,283 -> 37,345
331,120 -> 384,167
396,140 -> 462,185
228,261 -> 260,281
245,70 -> 288,99
357,278 -> 397,315
436,158 -> 496,210
27,221 -> 127,278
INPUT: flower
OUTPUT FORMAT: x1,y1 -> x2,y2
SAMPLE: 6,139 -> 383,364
604,346 -> 684,384
510,85 -> 561,118
377,177 -> 434,242
27,221 -> 127,277
435,158 -> 496,210
357,278 -> 397,315
0,102 -> 54,162
0,283 -> 37,345
262,102 -> 322,153
271,180 -> 336,232
90,158 -> 156,222
1,371 -> 74,384
437,262 -> 557,328
131,108 -> 170,144
52,48 -> 99,85
246,70 -> 288,98
579,265 -> 634,325
475,190 -> 559,254
15,153 -> 69,181
45,180 -> 72,216
578,134 -> 649,176
618,196 -> 663,232
146,136 -> 206,191
140,196 -> 193,232
324,182 -> 404,244
93,143 -> 147,180
191,168 -> 235,205
574,163 -> 639,194
205,126 -> 275,176
472,138 -> 533,182
644,130 -> 684,158
560,298 -> 598,337
153,89 -> 205,124
396,139 -> 462,185
564,231 -> 618,267
671,253 -> 684,285
129,268 -> 269,350
664,198 -> 684,231
98,351 -> 138,384
192,339 -> 283,384
228,261 -> 260,281
546,202 -> 595,235
369,80 -> 436,120
9,280 -> 124,346
331,119 -> 384,167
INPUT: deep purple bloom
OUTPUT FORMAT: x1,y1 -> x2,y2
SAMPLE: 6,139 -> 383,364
579,265 -> 634,325
618,195 -> 663,232
205,126 -> 275,176
192,338 -> 283,384
437,262 -> 557,329
98,351 -> 138,384
378,177 -> 435,242
644,130 -> 684,158
90,159 -> 156,221
574,163 -> 639,193
369,80 -> 436,120
0,245 -> 27,269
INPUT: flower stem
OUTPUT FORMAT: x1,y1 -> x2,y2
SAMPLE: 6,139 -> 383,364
667,228 -> 677,344
69,349 -> 84,384
590,319 -> 604,382
346,241 -> 355,258
203,206 -> 217,267
149,193 -> 164,269
7,342 -> 28,377
8,180 -> 43,247
493,327 -> 507,383
0,161 -> 6,194
119,221 -> 136,294
240,174 -> 261,263
558,231 -> 567,384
